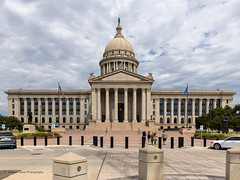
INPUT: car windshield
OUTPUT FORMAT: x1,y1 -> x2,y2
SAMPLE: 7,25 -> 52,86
0,132 -> 13,136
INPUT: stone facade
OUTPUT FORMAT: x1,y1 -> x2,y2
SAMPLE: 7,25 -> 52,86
5,20 -> 235,131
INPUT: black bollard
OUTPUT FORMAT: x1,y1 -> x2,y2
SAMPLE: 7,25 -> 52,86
181,137 -> 184,147
110,136 -> 114,148
69,136 -> 72,146
34,136 -> 37,146
191,137 -> 194,147
158,137 -> 162,149
95,136 -> 98,146
21,136 -> 24,146
45,136 -> 47,146
178,137 -> 181,148
142,136 -> 145,148
57,136 -> 60,145
204,137 -> 206,147
125,137 -> 129,149
171,137 -> 174,149
81,136 -> 84,146
100,136 -> 103,148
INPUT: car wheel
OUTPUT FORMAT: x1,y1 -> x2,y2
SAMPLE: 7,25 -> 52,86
214,143 -> 221,150
13,145 -> 17,149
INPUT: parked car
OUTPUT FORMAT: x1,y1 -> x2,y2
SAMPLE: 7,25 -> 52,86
0,131 -> 17,149
210,136 -> 240,150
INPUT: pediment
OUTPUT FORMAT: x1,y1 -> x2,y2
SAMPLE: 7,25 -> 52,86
102,72 -> 141,81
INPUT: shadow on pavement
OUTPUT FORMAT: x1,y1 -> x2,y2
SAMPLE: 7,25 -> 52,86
0,170 -> 21,179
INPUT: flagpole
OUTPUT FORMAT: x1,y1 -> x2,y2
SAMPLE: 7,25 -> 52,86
58,82 -> 60,127
186,83 -> 189,128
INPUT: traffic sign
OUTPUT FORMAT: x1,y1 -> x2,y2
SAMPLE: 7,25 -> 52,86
200,125 -> 203,130
2,124 -> 5,130
52,124 -> 55,129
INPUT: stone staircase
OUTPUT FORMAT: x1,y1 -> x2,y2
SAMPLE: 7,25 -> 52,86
86,122 -> 159,132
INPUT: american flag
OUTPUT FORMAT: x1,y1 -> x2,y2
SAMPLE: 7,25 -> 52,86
58,83 -> 65,98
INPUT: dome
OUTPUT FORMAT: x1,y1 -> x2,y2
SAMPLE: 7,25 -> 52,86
104,35 -> 134,53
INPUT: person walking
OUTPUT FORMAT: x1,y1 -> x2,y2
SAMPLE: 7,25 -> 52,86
147,131 -> 151,144
162,130 -> 167,145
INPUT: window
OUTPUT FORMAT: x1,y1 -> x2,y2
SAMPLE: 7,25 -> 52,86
76,98 -> 80,115
195,99 -> 199,116
63,117 -> 66,123
84,104 -> 87,109
174,118 -> 177,124
55,98 -> 59,116
153,99 -> 155,103
226,99 -> 229,104
167,117 -> 170,123
42,117 -> 45,123
69,126 -> 72,129
48,98 -> 52,115
216,99 -> 221,108
35,117 -> 38,123
160,117 -> 163,123
181,118 -> 184,124
12,99 -> 14,103
27,98 -> 31,113
77,126 -> 79,129
153,111 -> 155,115
56,117 -> 59,123
21,117 -> 24,123
166,99 -> 171,115
49,117 -> 52,123
188,118 -> 191,124
62,98 -> 66,115
77,117 -> 80,123
69,98 -> 73,115
85,98 -> 87,103
153,105 -> 155,109
202,99 -> 206,115
174,99 -> 178,116
41,98 -> 45,115
85,118 -> 87,123
160,99 -> 164,115
70,117 -> 73,123
187,99 -> 192,116
34,98 -> 38,115
12,111 -> 14,115
12,104 -> 14,109
84,111 -> 87,115
181,99 -> 185,116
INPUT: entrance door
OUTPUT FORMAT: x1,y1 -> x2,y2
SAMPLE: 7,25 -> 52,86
118,103 -> 124,122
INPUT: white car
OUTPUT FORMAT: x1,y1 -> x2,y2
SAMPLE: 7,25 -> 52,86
210,136 -> 240,150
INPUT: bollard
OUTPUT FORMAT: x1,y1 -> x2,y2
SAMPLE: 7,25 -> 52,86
226,146 -> 240,180
191,137 -> 194,147
81,136 -> 84,146
45,136 -> 47,146
139,146 -> 164,180
178,137 -> 181,148
181,137 -> 184,147
142,137 -> 145,148
69,136 -> 72,146
158,137 -> 162,149
95,136 -> 98,146
125,137 -> 128,149
21,137 -> 24,146
171,137 -> 174,149
100,137 -> 103,148
203,137 -> 206,147
110,136 -> 114,148
53,152 -> 88,179
56,136 -> 59,146
34,136 -> 37,146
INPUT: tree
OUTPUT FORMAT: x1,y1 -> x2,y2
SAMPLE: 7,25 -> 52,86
0,114 -> 23,130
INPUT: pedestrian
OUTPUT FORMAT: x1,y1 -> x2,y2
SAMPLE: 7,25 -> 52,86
153,132 -> 157,144
151,132 -> 154,145
147,131 -> 151,143
162,130 -> 167,145
142,131 -> 146,145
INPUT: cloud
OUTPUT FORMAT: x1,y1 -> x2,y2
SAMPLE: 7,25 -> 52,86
0,0 -> 240,115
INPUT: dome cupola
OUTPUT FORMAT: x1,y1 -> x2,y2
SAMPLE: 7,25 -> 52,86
99,18 -> 139,75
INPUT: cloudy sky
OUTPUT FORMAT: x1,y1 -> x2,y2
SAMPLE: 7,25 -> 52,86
0,0 -> 240,115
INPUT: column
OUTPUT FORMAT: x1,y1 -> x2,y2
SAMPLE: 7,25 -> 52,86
105,88 -> 109,122
132,88 -> 137,122
184,98 -> 187,127
199,98 -> 203,116
170,98 -> 174,124
91,88 -> 96,120
146,88 -> 151,121
124,88 -> 128,122
97,88 -> 101,122
163,98 -> 166,124
66,98 -> 69,123
155,98 -> 160,123
206,99 -> 209,114
177,98 -> 181,124
213,99 -> 216,109
141,88 -> 146,122
192,99 -> 195,126
24,98 -> 27,123
114,88 -> 118,121
52,98 -> 56,123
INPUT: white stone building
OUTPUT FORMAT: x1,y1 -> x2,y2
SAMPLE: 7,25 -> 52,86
5,21 -> 235,131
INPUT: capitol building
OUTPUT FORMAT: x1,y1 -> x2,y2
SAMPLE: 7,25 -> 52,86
5,20 -> 235,131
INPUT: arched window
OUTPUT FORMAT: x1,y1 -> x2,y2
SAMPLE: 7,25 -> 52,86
167,118 -> 170,123
174,118 -> 177,124
70,117 -> 73,123
42,117 -> 45,123
77,117 -> 80,123
35,117 -> 38,123
63,117 -> 66,123
181,118 -> 184,124
160,118 -> 163,123
56,117 -> 59,123
49,117 -> 52,123
21,117 -> 24,123
188,118 -> 191,124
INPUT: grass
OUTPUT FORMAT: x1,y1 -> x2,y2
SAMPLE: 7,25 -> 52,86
13,132 -> 59,137
194,132 -> 240,139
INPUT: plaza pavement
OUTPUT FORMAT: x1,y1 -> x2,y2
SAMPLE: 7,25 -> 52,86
0,131 -> 227,180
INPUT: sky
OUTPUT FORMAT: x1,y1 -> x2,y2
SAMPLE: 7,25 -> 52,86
0,0 -> 240,116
